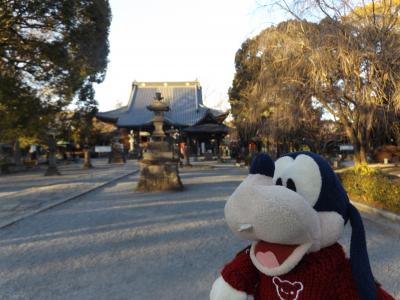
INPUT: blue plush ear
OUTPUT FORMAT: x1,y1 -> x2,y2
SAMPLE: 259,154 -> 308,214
249,153 -> 274,177
348,204 -> 377,300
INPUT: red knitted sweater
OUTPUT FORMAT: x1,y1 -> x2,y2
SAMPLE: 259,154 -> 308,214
221,243 -> 394,300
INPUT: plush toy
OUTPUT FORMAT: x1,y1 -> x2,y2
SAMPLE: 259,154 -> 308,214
210,152 -> 394,300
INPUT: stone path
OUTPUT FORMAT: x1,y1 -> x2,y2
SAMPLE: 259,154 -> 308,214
0,159 -> 138,228
0,166 -> 398,300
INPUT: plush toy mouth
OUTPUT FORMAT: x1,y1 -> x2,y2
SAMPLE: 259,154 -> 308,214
254,241 -> 299,268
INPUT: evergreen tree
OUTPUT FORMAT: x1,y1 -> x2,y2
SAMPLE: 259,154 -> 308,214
228,38 -> 262,153
0,0 -> 111,173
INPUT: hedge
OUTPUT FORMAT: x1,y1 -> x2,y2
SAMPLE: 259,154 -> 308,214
338,165 -> 400,214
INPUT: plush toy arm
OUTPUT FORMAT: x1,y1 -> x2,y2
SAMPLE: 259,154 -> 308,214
210,276 -> 252,300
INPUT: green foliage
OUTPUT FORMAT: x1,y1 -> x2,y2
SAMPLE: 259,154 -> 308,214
70,83 -> 99,145
353,164 -> 380,176
229,38 -> 261,108
339,167 -> 400,214
0,0 -> 111,141
19,136 -> 39,148
228,38 -> 263,146
0,76 -> 47,141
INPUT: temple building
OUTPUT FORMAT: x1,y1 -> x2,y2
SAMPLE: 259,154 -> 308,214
96,81 -> 229,159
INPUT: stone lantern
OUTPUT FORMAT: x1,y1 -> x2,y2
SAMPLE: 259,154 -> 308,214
136,92 -> 183,191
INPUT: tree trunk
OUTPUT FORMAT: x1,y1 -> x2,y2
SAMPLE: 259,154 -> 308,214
347,127 -> 368,166
45,134 -> 60,176
353,144 -> 366,165
355,124 -> 368,165
395,125 -> 400,146
13,139 -> 23,167
83,148 -> 93,169
357,142 -> 368,165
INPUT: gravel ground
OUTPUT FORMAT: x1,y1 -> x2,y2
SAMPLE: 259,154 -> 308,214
0,167 -> 399,300
0,159 -> 137,227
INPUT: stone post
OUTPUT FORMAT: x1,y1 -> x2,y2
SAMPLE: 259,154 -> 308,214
82,137 -> 93,169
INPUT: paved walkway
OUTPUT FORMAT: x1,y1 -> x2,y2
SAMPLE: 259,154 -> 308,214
0,159 -> 138,228
0,166 -> 398,300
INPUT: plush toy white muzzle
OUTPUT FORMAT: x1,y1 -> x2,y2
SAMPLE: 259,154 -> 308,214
224,160 -> 344,277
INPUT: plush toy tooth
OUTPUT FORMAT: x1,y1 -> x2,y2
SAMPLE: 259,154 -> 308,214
238,224 -> 253,232
226,166 -> 322,276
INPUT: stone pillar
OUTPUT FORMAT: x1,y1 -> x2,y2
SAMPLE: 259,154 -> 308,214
82,138 -> 93,169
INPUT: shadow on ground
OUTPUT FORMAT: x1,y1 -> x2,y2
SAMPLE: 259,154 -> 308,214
0,167 -> 248,300
0,166 -> 398,299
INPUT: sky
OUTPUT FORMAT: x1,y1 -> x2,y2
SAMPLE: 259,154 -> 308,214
94,0 -> 286,112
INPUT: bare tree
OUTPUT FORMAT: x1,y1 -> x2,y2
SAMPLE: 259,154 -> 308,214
229,32 -> 323,157
254,0 -> 400,164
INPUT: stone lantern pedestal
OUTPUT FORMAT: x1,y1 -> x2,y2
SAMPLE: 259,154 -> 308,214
136,92 -> 183,192
108,142 -> 126,164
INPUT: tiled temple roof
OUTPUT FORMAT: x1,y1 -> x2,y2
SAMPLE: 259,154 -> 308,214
97,81 -> 227,129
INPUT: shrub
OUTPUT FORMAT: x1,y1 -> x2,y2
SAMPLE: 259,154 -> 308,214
338,165 -> 400,214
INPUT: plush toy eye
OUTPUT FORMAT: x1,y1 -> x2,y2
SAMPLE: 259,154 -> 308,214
273,154 -> 322,206
286,178 -> 296,192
